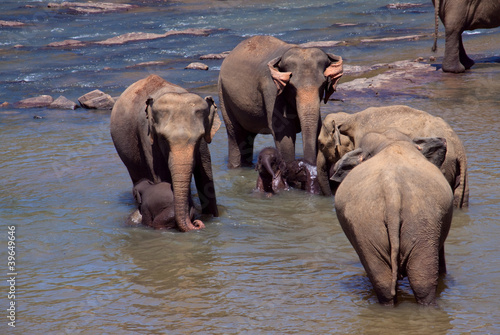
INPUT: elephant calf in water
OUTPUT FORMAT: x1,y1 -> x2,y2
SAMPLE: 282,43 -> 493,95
255,147 -> 320,195
132,179 -> 200,230
331,130 -> 454,306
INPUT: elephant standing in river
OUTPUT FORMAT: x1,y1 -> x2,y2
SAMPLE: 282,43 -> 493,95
332,130 -> 454,306
110,74 -> 221,232
218,35 -> 343,177
317,105 -> 468,207
432,0 -> 500,73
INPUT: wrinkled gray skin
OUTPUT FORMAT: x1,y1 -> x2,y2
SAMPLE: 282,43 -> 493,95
110,74 -> 221,232
432,0 -> 500,73
332,130 -> 454,306
218,35 -> 343,175
255,147 -> 321,194
132,179 -> 198,229
317,105 -> 468,208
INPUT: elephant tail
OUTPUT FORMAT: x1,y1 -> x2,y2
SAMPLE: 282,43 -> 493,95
432,0 -> 440,52
384,182 -> 402,299
456,155 -> 469,208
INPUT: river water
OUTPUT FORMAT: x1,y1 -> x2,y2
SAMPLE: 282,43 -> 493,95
1,0 -> 499,334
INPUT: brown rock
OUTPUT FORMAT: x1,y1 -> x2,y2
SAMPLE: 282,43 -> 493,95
78,90 -> 115,110
360,35 -> 426,43
0,20 -> 26,27
200,51 -> 230,60
46,39 -> 87,48
16,95 -> 53,108
185,62 -> 209,71
0,102 -> 10,108
47,2 -> 137,14
49,96 -> 80,110
299,40 -> 345,48
386,3 -> 425,10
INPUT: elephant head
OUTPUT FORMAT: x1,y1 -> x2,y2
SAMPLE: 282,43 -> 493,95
316,113 -> 354,195
331,131 -> 448,185
145,93 -> 220,232
267,49 -> 343,165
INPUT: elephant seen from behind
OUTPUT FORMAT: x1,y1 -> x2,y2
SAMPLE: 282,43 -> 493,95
110,74 -> 221,232
332,130 -> 454,306
317,105 -> 468,208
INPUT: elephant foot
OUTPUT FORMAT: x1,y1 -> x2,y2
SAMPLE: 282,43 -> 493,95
442,62 -> 466,73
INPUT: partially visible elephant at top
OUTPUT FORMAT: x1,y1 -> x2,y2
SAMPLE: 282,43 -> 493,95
432,0 -> 500,73
218,35 -> 343,177
332,129 -> 454,306
110,74 -> 221,232
317,105 -> 469,207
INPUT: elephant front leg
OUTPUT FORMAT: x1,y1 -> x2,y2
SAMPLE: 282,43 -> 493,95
226,124 -> 256,168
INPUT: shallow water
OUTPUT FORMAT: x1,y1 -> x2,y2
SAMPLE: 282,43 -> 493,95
1,1 -> 499,334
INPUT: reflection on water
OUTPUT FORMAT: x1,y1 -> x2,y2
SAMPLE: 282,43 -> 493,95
0,0 -> 499,334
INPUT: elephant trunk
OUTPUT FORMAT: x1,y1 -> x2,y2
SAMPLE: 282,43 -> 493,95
296,88 -> 321,165
432,0 -> 440,52
169,145 -> 205,232
262,156 -> 276,179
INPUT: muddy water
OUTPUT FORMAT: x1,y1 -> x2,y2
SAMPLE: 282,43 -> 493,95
0,0 -> 499,334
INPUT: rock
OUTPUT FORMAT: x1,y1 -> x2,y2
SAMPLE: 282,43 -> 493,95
47,2 -> 137,14
33,115 -> 44,119
49,96 -> 80,110
0,102 -> 10,108
46,39 -> 87,48
200,51 -> 230,60
94,28 -> 211,45
16,95 -> 53,108
78,90 -> 115,110
185,62 -> 209,71
0,20 -> 26,27
360,35 -> 426,43
386,3 -> 426,10
299,40 -> 345,48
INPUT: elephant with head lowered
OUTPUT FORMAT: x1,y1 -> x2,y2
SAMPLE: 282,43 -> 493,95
331,130 -> 454,306
317,105 -> 468,208
432,0 -> 500,73
110,74 -> 221,232
218,35 -> 343,180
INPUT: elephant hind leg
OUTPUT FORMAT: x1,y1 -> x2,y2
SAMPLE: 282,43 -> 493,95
358,252 -> 397,305
459,36 -> 475,70
406,244 -> 440,306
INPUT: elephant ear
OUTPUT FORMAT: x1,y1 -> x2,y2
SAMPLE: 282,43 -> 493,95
323,54 -> 343,103
268,56 -> 292,96
413,137 -> 448,168
330,148 -> 364,183
204,96 -> 221,144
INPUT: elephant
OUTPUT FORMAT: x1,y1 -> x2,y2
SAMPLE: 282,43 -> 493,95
218,35 -> 343,176
317,105 -> 468,208
255,146 -> 321,194
132,179 -> 199,229
110,74 -> 221,232
432,0 -> 500,73
331,130 -> 454,306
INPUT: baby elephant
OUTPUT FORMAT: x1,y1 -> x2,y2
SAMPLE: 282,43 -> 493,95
133,179 -> 201,230
331,130 -> 454,306
255,147 -> 320,194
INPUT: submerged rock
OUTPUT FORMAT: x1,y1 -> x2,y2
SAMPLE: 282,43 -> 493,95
94,28 -> 211,45
46,39 -> 88,48
360,34 -> 427,43
299,40 -> 345,48
185,62 -> 209,71
78,90 -> 115,110
16,95 -> 53,108
49,96 -> 80,110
